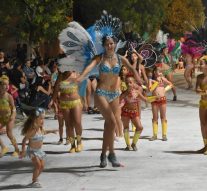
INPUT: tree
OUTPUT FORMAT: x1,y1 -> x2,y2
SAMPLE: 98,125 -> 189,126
163,0 -> 205,38
73,0 -> 140,28
73,0 -> 172,41
134,0 -> 172,39
0,0 -> 73,54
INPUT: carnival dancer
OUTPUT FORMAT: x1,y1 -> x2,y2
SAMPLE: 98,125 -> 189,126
120,74 -> 147,151
149,67 -> 173,141
51,71 -> 83,153
57,10 -> 142,167
158,45 -> 177,101
184,53 -> 195,89
195,57 -> 207,154
0,75 -> 19,157
20,108 -> 57,188
129,49 -> 149,131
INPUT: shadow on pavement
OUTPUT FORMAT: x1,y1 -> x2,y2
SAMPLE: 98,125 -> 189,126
92,116 -> 104,121
45,151 -> 70,154
167,99 -> 198,108
86,148 -> 125,151
0,184 -> 29,190
0,161 -> 118,182
164,150 -> 201,155
84,128 -> 103,132
82,137 -> 103,141
44,165 -> 118,174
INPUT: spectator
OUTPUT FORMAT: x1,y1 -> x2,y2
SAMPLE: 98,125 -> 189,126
10,62 -> 29,99
30,77 -> 51,109
23,59 -> 36,85
0,58 -> 12,78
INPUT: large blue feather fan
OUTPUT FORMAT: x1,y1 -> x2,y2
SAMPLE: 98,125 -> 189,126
58,21 -> 97,73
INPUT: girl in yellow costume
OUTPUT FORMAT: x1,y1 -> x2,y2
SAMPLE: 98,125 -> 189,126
51,71 -> 83,153
0,75 -> 19,157
120,74 -> 147,151
149,68 -> 173,141
195,57 -> 207,154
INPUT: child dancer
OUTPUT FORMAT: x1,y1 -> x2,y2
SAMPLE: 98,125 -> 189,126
0,75 -> 19,157
51,71 -> 83,152
20,108 -> 57,188
149,67 -> 173,141
195,57 -> 207,154
120,74 -> 147,151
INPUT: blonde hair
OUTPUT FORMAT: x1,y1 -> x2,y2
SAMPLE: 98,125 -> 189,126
0,75 -> 9,84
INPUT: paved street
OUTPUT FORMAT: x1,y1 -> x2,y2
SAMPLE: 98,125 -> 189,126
0,71 -> 206,191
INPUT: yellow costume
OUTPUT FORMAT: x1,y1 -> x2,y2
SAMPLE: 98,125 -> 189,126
120,80 -> 127,92
59,81 -> 82,109
199,84 -> 207,110
0,97 -> 11,126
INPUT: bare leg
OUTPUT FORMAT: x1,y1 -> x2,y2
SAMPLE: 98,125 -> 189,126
71,104 -> 82,136
184,67 -> 193,89
62,109 -> 72,144
150,104 -> 159,141
6,119 -> 19,153
57,114 -> 64,143
199,108 -> 207,153
122,116 -> 130,149
95,95 -> 117,154
31,157 -> 42,183
166,73 -> 177,99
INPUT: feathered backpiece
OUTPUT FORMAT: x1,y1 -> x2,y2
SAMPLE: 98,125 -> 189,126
182,25 -> 207,58
94,10 -> 122,40
126,39 -> 157,68
167,39 -> 181,63
156,30 -> 169,45
138,44 -> 157,68
58,21 -> 97,73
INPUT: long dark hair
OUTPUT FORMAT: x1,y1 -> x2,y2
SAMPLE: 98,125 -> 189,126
129,51 -> 140,71
22,108 -> 45,135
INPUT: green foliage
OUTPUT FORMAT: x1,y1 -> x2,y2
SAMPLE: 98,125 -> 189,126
73,0 -> 171,40
134,0 -> 172,39
0,0 -> 73,45
164,0 -> 205,37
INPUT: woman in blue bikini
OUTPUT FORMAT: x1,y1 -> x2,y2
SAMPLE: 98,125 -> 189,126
77,35 -> 141,168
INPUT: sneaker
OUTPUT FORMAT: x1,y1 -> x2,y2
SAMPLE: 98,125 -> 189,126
69,147 -> 76,153
12,151 -> 19,157
27,181 -> 42,188
93,107 -> 100,114
162,135 -> 168,141
2,146 -> 8,155
197,146 -> 207,153
131,143 -> 138,151
124,146 -> 131,151
76,144 -> 83,152
108,153 -> 123,167
65,138 -> 70,145
100,153 -> 107,168
57,138 -> 63,145
149,136 -> 157,141
173,95 -> 177,101
87,107 -> 94,114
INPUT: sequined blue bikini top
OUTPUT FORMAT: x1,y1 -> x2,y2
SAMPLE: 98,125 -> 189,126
31,132 -> 44,142
99,54 -> 121,75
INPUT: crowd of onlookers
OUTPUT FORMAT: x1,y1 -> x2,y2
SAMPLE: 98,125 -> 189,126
0,45 -> 59,117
